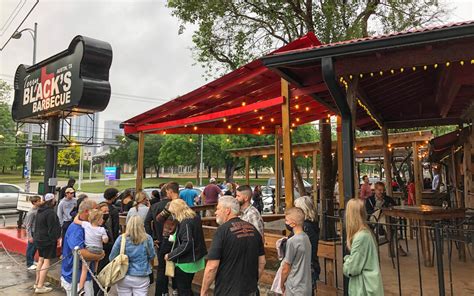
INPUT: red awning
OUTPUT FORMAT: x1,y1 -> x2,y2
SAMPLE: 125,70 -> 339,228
122,32 -> 332,135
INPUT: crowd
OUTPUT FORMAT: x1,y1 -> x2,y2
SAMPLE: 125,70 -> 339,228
22,174 -> 400,295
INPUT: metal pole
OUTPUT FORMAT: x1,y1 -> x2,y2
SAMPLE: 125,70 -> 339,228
24,22 -> 37,193
71,246 -> 80,296
199,134 -> 203,186
44,117 -> 60,194
89,150 -> 93,181
434,223 -> 445,296
78,146 -> 83,190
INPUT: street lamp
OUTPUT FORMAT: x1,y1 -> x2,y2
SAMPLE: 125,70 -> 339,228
12,22 -> 37,193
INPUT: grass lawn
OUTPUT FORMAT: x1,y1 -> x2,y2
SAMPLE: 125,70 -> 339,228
0,171 -> 135,186
79,177 -> 269,193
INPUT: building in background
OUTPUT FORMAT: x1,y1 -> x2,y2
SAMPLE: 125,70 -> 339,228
103,120 -> 123,145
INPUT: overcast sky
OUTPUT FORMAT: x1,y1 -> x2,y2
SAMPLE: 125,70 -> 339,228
0,0 -> 473,137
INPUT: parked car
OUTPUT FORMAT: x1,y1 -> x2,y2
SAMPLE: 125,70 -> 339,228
0,183 -> 23,210
267,177 -> 312,195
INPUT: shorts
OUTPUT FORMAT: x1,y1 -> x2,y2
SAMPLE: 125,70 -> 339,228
37,244 -> 57,259
86,245 -> 103,255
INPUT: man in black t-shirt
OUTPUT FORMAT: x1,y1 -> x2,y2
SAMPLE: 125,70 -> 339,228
201,196 -> 266,296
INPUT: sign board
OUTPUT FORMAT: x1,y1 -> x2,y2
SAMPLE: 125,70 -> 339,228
16,192 -> 39,212
12,35 -> 112,122
104,166 -> 117,181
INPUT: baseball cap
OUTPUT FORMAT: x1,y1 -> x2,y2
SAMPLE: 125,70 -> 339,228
44,193 -> 55,202
65,187 -> 75,194
209,178 -> 216,183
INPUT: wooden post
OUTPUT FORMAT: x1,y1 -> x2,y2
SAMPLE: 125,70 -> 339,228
450,147 -> 462,208
464,127 -> 473,208
312,150 -> 318,207
275,129 -> 282,213
347,79 -> 359,199
281,79 -> 294,209
136,131 -> 145,191
412,142 -> 422,205
337,116 -> 345,207
245,156 -> 250,185
382,127 -> 393,197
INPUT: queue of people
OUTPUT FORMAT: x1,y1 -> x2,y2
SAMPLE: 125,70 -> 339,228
26,180 -> 330,296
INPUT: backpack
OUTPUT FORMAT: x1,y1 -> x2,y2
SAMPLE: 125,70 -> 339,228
97,234 -> 129,288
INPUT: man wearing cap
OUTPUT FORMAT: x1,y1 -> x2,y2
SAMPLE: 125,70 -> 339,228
57,187 -> 77,246
201,178 -> 223,216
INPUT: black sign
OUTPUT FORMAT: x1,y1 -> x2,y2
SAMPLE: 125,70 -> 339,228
12,35 -> 112,122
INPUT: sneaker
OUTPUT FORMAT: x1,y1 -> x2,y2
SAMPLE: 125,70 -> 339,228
33,282 -> 51,289
27,265 -> 37,270
34,286 -> 53,294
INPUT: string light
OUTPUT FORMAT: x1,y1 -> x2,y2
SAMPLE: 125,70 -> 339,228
412,66 -> 416,71
296,118 -> 300,122
295,96 -> 299,99
379,71 -> 383,76
257,131 -> 262,135
237,127 -> 241,132
349,75 -> 353,80
295,104 -> 300,109
423,65 -> 428,70
471,59 -> 474,64
189,138 -> 193,142
400,67 -> 404,73
370,72 -> 374,77
434,63 -> 438,69
304,155 -> 308,158
242,102 -> 246,106
270,118 -> 275,122
291,123 -> 295,127
226,138 -> 230,142
263,155 -> 268,158
259,116 -> 263,120
261,126 -> 265,130
357,99 -> 382,129
162,131 -> 167,135
292,152 -> 295,156
390,69 -> 395,74
445,61 -> 450,67
254,109 -> 258,113
223,118 -> 227,122
359,73 -> 363,78
460,61 -> 465,66
227,125 -> 232,129
305,107 -> 310,111
193,126 -> 198,131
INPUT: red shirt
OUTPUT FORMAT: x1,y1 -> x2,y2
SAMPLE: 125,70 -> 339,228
360,183 -> 372,200
203,184 -> 221,204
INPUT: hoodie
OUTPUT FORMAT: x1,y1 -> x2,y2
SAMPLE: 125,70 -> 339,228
34,205 -> 61,247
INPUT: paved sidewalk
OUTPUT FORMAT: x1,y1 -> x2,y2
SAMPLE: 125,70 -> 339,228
0,250 -> 63,296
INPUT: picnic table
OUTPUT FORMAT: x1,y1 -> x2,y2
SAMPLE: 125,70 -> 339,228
384,205 -> 466,267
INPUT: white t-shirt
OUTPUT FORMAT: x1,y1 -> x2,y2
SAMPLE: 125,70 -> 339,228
82,221 -> 107,248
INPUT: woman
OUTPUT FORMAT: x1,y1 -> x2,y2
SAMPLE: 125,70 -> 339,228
126,191 -> 150,224
109,216 -> 155,296
121,189 -> 135,213
34,193 -> 61,294
224,182 -> 236,196
165,199 -> 207,296
343,198 -> 384,296
294,196 -> 320,293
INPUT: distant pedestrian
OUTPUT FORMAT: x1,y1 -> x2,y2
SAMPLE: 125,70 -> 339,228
34,193 -> 61,294
201,196 -> 266,296
360,175 -> 372,200
343,198 -> 384,296
110,216 -> 155,296
165,199 -> 207,295
180,182 -> 199,207
24,195 -> 42,270
252,185 -> 264,214
126,191 -> 150,224
120,189 -> 134,213
59,178 -> 76,201
280,207 -> 312,296
201,178 -> 223,216
57,187 -> 77,245
150,190 -> 161,205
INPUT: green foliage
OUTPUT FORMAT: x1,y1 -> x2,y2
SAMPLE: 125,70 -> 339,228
159,135 -> 200,167
0,80 -> 16,169
167,0 -> 447,77
57,145 -> 81,170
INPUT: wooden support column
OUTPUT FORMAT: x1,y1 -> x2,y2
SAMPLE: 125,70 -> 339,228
275,128 -> 282,213
245,156 -> 250,185
281,79 -> 294,209
412,142 -> 422,205
337,116 -> 345,207
312,150 -> 318,207
347,78 -> 359,199
450,147 -> 462,208
464,127 -> 473,208
382,127 -> 393,197
136,131 -> 145,192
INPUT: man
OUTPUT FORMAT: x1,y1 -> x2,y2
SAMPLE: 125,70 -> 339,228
280,207 -> 312,296
57,187 -> 77,245
359,175 -> 372,200
179,182 -> 199,207
201,196 -> 266,296
235,185 -> 264,238
34,193 -> 61,294
59,178 -> 76,201
61,199 -> 104,296
201,178 -> 223,216
144,182 -> 180,296
24,195 -> 42,270
365,182 -> 406,257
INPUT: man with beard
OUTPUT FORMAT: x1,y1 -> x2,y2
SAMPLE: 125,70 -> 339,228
235,185 -> 264,239
201,196 -> 266,296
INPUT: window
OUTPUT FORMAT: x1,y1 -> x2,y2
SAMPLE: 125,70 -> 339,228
0,185 -> 20,194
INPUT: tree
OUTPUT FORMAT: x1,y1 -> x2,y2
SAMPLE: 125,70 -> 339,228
0,80 -> 16,173
57,145 -> 80,175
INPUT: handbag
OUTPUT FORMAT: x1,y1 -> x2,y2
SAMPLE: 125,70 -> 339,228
97,234 -> 129,288
165,259 -> 175,277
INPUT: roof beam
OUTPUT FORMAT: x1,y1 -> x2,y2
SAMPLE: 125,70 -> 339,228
136,96 -> 283,133
356,84 -> 384,126
385,117 -> 464,129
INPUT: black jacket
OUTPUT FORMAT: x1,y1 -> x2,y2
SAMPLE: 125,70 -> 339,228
303,220 -> 321,280
145,199 -> 171,242
34,205 -> 61,247
106,203 -> 120,241
366,194 -> 397,216
168,215 -> 207,264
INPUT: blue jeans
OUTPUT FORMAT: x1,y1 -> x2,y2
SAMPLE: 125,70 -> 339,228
26,241 -> 37,267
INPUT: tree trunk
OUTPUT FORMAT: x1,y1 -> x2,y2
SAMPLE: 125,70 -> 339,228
208,166 -> 212,179
143,166 -> 146,180
216,167 -> 219,179
2,166 -> 5,174
225,162 -> 235,182
255,167 -> 258,179
292,158 -> 306,196
319,120 -> 336,239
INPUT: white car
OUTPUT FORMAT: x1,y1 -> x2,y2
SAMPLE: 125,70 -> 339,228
0,183 -> 23,210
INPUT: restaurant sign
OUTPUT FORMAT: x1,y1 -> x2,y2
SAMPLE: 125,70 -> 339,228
12,35 -> 113,122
